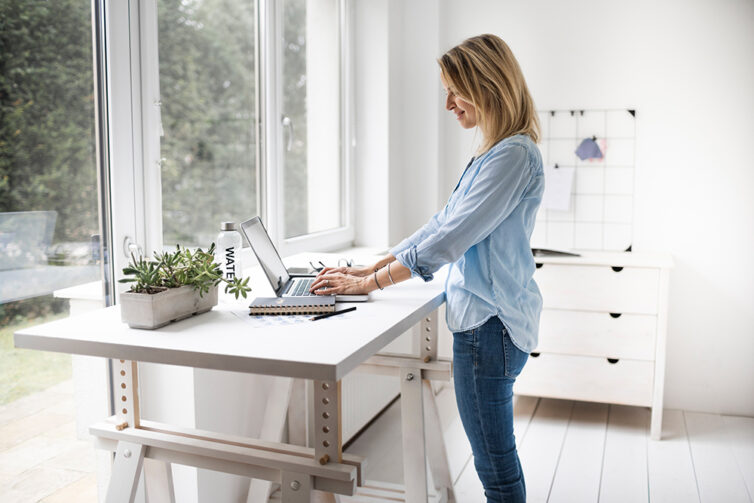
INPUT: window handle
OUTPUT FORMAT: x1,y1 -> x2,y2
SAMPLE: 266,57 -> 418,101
123,236 -> 144,259
282,115 -> 294,152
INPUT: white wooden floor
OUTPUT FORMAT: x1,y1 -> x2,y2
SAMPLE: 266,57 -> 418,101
344,385 -> 754,503
2,380 -> 752,502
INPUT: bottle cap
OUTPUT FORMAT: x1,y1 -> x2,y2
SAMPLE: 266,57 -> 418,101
221,222 -> 237,231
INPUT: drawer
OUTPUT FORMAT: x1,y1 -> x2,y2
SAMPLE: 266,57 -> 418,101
513,353 -> 654,407
536,309 -> 657,360
534,264 -> 660,314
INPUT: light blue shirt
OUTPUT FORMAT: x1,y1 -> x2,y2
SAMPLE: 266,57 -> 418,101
390,134 -> 544,353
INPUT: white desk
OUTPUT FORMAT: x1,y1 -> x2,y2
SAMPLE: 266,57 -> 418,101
15,266 -> 454,503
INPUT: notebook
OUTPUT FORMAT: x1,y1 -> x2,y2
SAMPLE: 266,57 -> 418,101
249,295 -> 336,315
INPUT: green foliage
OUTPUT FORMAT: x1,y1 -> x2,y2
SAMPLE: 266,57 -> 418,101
157,0 -> 259,247
1,0 -> 313,250
0,310 -> 71,406
0,294 -> 69,328
119,244 -> 251,299
0,295 -> 71,405
0,0 -> 98,243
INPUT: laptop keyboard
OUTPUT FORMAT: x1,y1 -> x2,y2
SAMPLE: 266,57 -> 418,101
289,278 -> 315,296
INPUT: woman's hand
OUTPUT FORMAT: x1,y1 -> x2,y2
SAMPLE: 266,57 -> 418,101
309,271 -> 372,295
315,264 -> 373,278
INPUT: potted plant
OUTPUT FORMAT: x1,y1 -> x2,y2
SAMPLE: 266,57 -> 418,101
119,244 -> 250,329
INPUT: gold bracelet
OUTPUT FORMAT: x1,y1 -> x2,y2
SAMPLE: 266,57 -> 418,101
387,262 -> 396,285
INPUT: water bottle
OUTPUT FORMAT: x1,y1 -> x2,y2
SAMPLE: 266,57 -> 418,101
216,222 -> 242,281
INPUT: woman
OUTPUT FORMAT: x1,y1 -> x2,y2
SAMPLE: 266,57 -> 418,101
310,33 -> 543,502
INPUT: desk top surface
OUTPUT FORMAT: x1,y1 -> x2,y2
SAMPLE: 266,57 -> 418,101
15,258 -> 446,381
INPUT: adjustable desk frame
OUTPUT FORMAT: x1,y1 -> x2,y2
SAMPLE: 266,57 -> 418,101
17,307 -> 455,503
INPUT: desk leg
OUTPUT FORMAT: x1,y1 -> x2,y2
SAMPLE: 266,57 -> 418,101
401,367 -> 428,503
144,457 -> 175,503
247,377 -> 294,503
106,441 -> 146,503
282,471 -> 313,503
420,311 -> 455,501
116,360 -> 140,428
314,380 -> 342,465
288,378 -> 309,447
423,380 -> 455,502
105,360 -> 152,503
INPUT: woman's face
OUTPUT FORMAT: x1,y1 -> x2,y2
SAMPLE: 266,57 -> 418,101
441,74 -> 477,129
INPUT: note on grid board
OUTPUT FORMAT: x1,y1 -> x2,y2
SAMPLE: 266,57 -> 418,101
531,109 -> 637,252
542,165 -> 575,211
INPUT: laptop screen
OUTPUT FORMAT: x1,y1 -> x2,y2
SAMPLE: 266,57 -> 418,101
239,217 -> 290,294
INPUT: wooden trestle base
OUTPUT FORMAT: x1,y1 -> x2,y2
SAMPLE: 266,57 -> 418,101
92,313 -> 455,502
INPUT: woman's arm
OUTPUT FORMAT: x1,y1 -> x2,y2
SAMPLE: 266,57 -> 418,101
394,144 -> 535,281
389,206 -> 448,259
310,258 -> 410,295
312,253 -> 396,281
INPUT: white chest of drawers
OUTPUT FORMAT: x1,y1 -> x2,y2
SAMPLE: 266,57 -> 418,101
513,251 -> 673,440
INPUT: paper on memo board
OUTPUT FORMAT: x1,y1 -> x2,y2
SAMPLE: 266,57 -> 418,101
542,164 -> 575,211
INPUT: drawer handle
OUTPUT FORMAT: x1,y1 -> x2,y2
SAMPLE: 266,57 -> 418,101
530,352 -> 541,358
609,313 -> 622,319
611,266 -> 624,272
535,263 -> 543,269
607,358 -> 620,364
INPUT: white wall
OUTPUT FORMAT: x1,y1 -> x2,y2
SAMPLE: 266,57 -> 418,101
434,0 -> 754,415
356,0 -> 754,415
354,0 -> 441,248
354,0 -> 391,248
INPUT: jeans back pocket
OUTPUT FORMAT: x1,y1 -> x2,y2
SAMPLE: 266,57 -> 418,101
502,328 -> 528,379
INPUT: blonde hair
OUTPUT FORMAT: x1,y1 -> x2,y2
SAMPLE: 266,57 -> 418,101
438,34 -> 540,153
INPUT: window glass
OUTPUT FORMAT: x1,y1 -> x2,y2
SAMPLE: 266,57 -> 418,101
158,0 -> 258,248
0,0 -> 106,403
282,0 -> 343,238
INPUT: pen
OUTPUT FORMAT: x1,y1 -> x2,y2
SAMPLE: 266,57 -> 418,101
311,306 -> 357,321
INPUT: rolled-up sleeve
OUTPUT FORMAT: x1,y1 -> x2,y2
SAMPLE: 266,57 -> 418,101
389,205 -> 448,258
395,145 -> 533,281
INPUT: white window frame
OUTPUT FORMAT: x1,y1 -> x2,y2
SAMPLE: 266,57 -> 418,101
267,0 -> 356,256
110,0 -> 355,259
106,0 -> 150,283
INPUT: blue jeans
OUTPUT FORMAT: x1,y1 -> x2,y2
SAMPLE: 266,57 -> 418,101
453,316 -> 528,503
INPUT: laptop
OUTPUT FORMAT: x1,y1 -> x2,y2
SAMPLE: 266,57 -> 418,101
239,217 -> 368,302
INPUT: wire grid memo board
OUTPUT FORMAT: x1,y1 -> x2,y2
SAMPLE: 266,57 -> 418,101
531,108 -> 637,252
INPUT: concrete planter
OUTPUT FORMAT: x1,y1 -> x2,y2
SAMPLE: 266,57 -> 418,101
120,285 -> 219,329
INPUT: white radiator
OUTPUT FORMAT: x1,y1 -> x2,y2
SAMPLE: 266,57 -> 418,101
340,325 -> 416,442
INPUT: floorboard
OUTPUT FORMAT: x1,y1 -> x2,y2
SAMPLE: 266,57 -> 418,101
518,398 -> 574,503
685,411 -> 751,503
452,457 -> 486,503
512,394 -> 539,449
432,384 -> 472,484
722,415 -> 754,501
598,404 -> 649,503
548,401 -> 608,503
5,376 -> 754,502
647,409 -> 700,503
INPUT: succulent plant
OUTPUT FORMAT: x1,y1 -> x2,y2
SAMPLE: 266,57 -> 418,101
119,243 -> 251,299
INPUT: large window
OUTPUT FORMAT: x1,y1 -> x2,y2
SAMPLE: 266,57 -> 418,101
144,0 -> 350,252
281,0 -> 343,239
0,0 -> 108,403
157,0 -> 258,248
